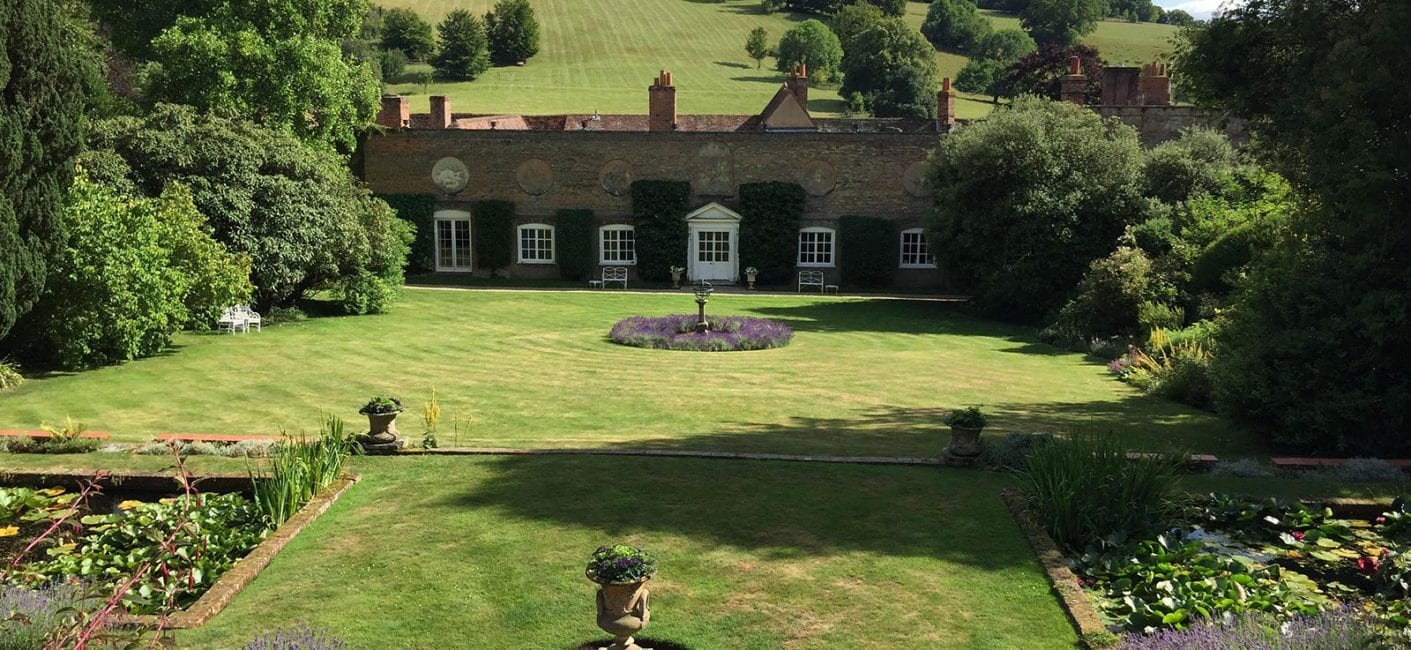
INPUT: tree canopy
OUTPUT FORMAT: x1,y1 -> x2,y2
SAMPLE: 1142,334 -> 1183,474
486,0 -> 541,65
380,7 -> 434,61
927,97 -> 1145,321
745,27 -> 771,69
921,0 -> 993,53
775,19 -> 844,84
840,17 -> 939,118
0,0 -> 102,341
433,9 -> 491,80
1021,0 -> 1106,45
1177,0 -> 1411,453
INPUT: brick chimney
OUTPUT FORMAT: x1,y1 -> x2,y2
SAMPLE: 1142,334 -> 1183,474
1059,56 -> 1087,105
786,64 -> 809,107
430,95 -> 452,128
376,94 -> 409,128
1102,67 -> 1142,106
648,70 -> 676,132
1138,62 -> 1172,106
937,77 -> 956,127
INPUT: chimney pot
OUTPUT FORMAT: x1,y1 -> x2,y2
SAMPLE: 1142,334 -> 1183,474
649,70 -> 677,132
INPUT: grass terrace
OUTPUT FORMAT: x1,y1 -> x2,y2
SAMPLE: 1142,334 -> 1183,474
0,288 -> 1253,457
378,0 -> 1180,120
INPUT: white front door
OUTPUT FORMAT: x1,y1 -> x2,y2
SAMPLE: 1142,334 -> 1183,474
435,210 -> 473,272
693,229 -> 736,282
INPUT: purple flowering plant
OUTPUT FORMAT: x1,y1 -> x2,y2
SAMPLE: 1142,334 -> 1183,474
586,544 -> 658,584
245,622 -> 348,650
609,315 -> 793,352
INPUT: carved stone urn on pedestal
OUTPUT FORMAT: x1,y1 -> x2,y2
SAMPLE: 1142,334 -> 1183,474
357,394 -> 406,454
588,572 -> 652,650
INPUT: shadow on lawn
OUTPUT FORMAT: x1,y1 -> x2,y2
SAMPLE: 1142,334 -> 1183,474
445,452 -> 1030,570
741,298 -> 1006,335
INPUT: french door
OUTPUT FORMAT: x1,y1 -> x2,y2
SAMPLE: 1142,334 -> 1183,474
435,213 -> 473,271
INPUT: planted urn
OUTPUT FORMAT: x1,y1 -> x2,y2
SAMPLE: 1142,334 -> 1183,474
942,406 -> 988,463
586,544 -> 657,650
357,393 -> 405,454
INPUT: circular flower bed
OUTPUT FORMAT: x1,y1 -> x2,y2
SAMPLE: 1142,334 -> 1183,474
609,314 -> 793,351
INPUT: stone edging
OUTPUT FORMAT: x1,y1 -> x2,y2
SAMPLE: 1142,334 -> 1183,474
999,489 -> 1110,645
409,446 -> 945,467
123,474 -> 361,629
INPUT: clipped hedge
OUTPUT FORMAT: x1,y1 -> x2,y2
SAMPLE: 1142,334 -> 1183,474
556,209 -> 595,280
473,200 -> 514,273
739,182 -> 805,286
631,180 -> 690,282
379,193 -> 437,273
838,216 -> 896,287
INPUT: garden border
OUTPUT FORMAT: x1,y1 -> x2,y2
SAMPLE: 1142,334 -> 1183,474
1000,488 -> 1111,645
0,469 -> 362,630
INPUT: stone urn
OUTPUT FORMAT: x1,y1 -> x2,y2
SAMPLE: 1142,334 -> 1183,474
746,271 -> 757,290
358,410 -> 405,454
670,270 -> 683,289
944,425 -> 984,464
589,572 -> 652,650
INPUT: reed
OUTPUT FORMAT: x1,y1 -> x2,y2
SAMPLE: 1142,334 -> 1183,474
250,416 -> 355,525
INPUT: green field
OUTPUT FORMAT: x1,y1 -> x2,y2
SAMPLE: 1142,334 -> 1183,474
379,0 -> 1179,119
0,288 -> 1252,456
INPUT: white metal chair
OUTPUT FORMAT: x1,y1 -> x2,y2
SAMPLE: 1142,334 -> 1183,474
237,305 -> 262,331
601,267 -> 628,289
798,270 -> 825,292
217,308 -> 247,333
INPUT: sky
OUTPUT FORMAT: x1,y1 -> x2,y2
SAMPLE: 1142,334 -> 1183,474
1153,0 -> 1240,19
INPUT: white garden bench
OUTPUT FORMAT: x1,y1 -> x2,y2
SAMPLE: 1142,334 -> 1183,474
798,271 -> 837,293
217,304 -> 262,333
590,266 -> 628,289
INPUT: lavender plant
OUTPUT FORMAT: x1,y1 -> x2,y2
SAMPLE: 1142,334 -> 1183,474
245,622 -> 348,649
609,315 -> 793,351
0,583 -> 84,650
1122,608 -> 1380,649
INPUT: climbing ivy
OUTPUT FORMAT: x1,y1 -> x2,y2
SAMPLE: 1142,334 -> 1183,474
839,216 -> 897,287
739,182 -> 806,286
473,200 -> 514,274
556,209 -> 595,280
630,181 -> 690,282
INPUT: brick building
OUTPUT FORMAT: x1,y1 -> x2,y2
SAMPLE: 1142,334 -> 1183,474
360,62 -> 1232,289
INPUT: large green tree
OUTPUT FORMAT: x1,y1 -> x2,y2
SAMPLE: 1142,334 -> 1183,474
829,2 -> 885,52
927,97 -> 1144,321
0,0 -> 101,341
433,9 -> 491,80
380,7 -> 435,61
1178,0 -> 1411,453
1021,0 -> 1106,45
85,104 -> 412,314
921,0 -> 993,54
840,18 -> 939,118
119,0 -> 378,153
486,0 -> 541,65
775,19 -> 843,84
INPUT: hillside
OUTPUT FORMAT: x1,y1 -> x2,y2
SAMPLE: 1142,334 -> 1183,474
380,0 -> 1179,119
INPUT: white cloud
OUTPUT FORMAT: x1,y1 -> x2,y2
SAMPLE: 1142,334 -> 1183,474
1154,0 -> 1244,19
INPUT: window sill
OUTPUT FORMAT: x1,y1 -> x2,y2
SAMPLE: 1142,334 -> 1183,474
598,261 -> 637,266
518,259 -> 556,265
899,264 -> 938,270
797,262 -> 836,268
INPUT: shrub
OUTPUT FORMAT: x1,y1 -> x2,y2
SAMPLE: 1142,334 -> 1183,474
245,623 -> 348,650
1143,128 -> 1239,206
1113,327 -> 1215,410
837,216 -> 896,287
266,306 -> 307,325
378,193 -> 437,274
1022,434 -> 1181,552
433,10 -> 491,81
927,96 -> 1143,322
630,181 -> 690,282
337,270 -> 399,316
1050,245 -> 1174,342
978,432 -> 1055,472
377,48 -> 408,80
974,28 -> 1037,63
1137,300 -> 1184,334
555,209 -> 595,281
0,436 -> 99,455
472,200 -> 515,274
738,183 -> 805,287
0,360 -> 22,391
609,315 -> 793,352
359,394 -> 404,415
1312,458 -> 1406,484
1207,458 -> 1274,479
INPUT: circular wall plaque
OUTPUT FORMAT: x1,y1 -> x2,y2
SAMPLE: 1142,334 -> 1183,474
431,157 -> 469,195
903,162 -> 931,198
800,159 -> 837,197
516,159 -> 554,196
599,159 -> 634,196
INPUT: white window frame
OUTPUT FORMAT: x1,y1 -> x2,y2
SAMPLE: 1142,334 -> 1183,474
899,228 -> 937,269
434,210 -> 473,272
517,223 -> 555,264
599,225 -> 636,265
797,227 -> 836,268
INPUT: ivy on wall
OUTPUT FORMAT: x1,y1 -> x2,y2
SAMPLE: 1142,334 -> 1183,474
473,200 -> 515,274
631,180 -> 690,282
839,216 -> 897,287
556,209 -> 595,280
739,182 -> 806,286
378,194 -> 437,273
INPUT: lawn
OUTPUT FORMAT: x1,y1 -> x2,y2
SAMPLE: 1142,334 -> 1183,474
377,0 -> 1178,120
0,288 -> 1255,456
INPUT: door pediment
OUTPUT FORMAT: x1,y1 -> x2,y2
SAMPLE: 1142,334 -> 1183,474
684,202 -> 742,224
